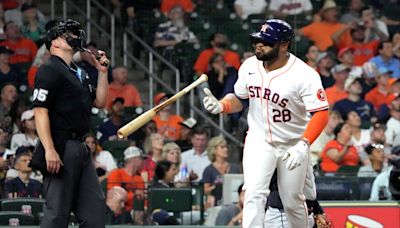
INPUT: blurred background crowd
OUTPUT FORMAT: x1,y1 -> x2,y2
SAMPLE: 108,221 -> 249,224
0,0 -> 399,226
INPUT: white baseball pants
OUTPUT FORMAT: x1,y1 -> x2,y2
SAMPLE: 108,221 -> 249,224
242,137 -> 309,228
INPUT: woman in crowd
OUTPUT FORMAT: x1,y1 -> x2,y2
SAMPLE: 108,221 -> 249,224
357,143 -> 390,177
202,135 -> 241,207
320,123 -> 360,173
152,160 -> 178,188
84,133 -> 117,183
141,133 -> 164,184
345,111 -> 371,165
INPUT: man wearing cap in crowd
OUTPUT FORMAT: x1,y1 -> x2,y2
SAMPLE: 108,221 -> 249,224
385,95 -> 400,148
107,146 -> 146,224
369,40 -> 400,78
0,46 -> 26,93
176,117 -> 197,151
152,92 -> 184,141
325,64 -> 351,105
365,66 -> 396,113
297,0 -> 351,51
316,52 -> 335,88
333,71 -> 376,128
369,145 -> 400,201
97,97 -> 132,144
10,109 -> 38,151
331,20 -> 383,67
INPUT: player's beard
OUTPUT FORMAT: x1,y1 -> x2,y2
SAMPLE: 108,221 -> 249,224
255,43 -> 279,62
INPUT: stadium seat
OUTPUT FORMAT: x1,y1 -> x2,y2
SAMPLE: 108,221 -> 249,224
316,176 -> 359,200
337,165 -> 361,176
0,211 -> 36,225
1,198 -> 45,223
148,188 -> 192,213
358,177 -> 375,200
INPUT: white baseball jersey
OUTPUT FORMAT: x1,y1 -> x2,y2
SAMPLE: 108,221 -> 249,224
234,53 -> 329,143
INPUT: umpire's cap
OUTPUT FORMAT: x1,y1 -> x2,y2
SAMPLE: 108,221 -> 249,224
250,19 -> 294,46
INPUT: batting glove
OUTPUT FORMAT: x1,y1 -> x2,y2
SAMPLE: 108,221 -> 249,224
282,140 -> 309,170
203,88 -> 222,114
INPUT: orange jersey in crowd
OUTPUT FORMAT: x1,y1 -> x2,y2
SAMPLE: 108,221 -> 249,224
338,40 -> 379,66
106,84 -> 143,109
160,0 -> 194,14
27,66 -> 38,88
194,48 -> 241,74
365,87 -> 396,111
320,140 -> 360,172
325,85 -> 348,105
153,114 -> 183,141
300,22 -> 351,51
0,39 -> 37,64
107,169 -> 145,212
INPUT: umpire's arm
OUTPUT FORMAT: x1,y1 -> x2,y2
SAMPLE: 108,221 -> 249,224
92,50 -> 109,108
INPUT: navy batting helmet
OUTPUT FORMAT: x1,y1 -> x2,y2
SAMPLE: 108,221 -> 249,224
250,19 -> 294,46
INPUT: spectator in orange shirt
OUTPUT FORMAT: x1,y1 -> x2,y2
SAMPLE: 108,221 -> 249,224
331,23 -> 381,66
297,0 -> 351,51
193,32 -> 241,75
320,122 -> 360,173
160,0 -> 194,15
325,64 -> 350,105
106,66 -> 143,110
107,146 -> 145,219
0,21 -> 37,75
365,67 -> 396,113
152,92 -> 183,141
27,47 -> 50,88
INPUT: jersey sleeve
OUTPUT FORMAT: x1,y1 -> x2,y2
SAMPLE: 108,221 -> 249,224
32,66 -> 63,109
234,62 -> 249,99
299,70 -> 329,112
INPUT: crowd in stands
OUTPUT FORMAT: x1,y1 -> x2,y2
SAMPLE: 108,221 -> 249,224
0,0 -> 399,226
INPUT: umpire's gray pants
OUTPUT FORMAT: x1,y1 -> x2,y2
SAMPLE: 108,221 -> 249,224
41,140 -> 105,228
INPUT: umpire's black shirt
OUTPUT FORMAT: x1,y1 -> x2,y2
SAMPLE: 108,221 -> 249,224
32,55 -> 94,138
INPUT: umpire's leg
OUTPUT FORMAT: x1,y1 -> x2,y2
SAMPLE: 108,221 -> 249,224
73,143 -> 105,228
41,140 -> 83,228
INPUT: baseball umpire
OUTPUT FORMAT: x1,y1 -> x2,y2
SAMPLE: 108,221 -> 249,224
203,19 -> 329,227
30,19 -> 109,228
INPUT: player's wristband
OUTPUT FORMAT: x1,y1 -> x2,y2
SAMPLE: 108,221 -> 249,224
220,100 -> 231,113
301,137 -> 311,147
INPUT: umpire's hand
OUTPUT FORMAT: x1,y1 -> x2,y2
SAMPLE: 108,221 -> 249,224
45,149 -> 63,174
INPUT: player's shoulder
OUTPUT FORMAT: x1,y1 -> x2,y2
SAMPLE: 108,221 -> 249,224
290,54 -> 320,78
239,56 -> 258,69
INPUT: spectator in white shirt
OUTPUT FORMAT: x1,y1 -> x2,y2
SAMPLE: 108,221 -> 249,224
181,126 -> 210,182
234,0 -> 268,20
84,133 -> 117,183
269,0 -> 313,18
385,96 -> 400,147
10,109 -> 38,151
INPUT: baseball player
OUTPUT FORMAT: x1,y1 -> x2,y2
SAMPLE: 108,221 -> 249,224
203,19 -> 329,228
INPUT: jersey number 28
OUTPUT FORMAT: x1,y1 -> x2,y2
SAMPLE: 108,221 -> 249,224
272,109 -> 291,122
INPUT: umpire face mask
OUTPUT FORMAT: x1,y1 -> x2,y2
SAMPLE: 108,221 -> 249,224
63,30 -> 87,52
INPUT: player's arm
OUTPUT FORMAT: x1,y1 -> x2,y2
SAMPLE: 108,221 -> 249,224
92,50 -> 109,109
303,110 -> 329,145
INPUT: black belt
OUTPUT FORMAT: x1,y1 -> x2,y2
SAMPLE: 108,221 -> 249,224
53,130 -> 85,142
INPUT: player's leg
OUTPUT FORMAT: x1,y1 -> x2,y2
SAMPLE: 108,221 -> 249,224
73,142 -> 106,228
303,158 -> 317,201
276,145 -> 309,228
264,207 -> 288,228
242,138 -> 277,228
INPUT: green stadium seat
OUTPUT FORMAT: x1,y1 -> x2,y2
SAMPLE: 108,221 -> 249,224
0,211 -> 36,225
1,198 -> 45,223
382,5 -> 400,20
